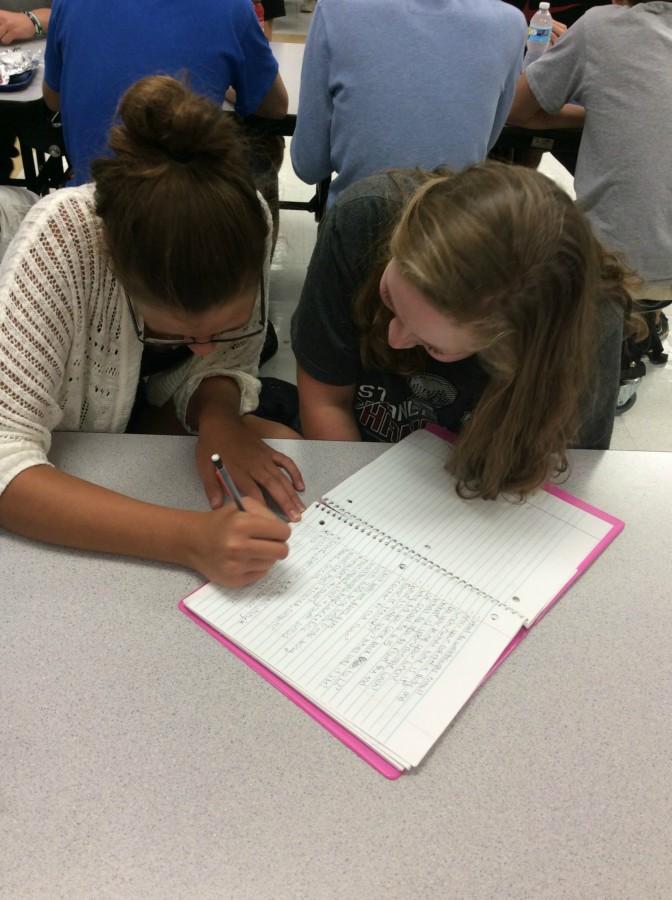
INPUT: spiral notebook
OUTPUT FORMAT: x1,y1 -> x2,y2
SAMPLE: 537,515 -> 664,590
180,429 -> 623,778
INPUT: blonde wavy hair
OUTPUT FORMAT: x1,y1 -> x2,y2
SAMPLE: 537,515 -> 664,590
354,162 -> 637,500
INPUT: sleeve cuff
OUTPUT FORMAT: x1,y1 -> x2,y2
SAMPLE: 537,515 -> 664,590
167,369 -> 262,434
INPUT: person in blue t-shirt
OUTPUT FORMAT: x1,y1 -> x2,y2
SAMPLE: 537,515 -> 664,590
42,0 -> 288,185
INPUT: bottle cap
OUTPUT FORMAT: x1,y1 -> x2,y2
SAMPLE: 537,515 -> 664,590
539,2 -> 550,8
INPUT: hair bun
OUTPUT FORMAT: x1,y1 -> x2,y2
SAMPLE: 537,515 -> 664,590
110,74 -> 241,170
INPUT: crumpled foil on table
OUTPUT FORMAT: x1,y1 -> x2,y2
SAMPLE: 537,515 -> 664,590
0,47 -> 40,86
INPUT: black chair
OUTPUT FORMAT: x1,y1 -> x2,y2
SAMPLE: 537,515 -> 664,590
492,125 -> 583,175
0,98 -> 70,195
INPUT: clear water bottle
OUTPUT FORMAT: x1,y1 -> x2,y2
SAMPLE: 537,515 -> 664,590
524,2 -> 553,69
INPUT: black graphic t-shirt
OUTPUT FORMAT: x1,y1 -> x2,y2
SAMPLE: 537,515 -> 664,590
291,172 -> 490,441
291,172 -> 622,449
353,360 -> 488,442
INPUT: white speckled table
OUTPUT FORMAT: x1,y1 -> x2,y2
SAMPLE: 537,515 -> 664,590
2,435 -> 671,899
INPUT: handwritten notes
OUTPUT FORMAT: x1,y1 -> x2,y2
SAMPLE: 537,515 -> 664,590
186,506 -> 520,768
324,430 -> 612,623
185,429 -> 618,770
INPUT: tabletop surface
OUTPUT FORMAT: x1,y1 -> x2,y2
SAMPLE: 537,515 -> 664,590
1,434 -> 671,898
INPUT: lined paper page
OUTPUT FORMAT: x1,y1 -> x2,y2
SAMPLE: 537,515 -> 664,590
186,505 -> 521,769
323,430 -> 612,623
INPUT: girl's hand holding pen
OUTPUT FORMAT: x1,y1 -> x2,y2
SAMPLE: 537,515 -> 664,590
185,498 -> 291,588
196,419 -> 306,522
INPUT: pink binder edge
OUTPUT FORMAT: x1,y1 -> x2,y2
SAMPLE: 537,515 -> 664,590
180,427 -> 622,781
481,495 -> 625,687
426,423 -> 625,676
532,482 -> 624,625
178,593 -> 403,781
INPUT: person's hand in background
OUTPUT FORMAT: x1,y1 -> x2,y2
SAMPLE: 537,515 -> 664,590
550,18 -> 568,44
0,9 -> 49,44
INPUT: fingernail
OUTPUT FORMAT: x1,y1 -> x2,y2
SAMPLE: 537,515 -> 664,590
210,495 -> 223,509
290,509 -> 302,522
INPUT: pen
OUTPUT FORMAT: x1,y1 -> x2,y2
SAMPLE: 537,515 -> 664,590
210,453 -> 246,512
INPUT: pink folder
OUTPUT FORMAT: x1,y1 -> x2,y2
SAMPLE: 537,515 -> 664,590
179,594 -> 403,779
180,427 -> 624,780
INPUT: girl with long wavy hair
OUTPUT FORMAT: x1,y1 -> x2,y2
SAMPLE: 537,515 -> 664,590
292,162 -> 636,500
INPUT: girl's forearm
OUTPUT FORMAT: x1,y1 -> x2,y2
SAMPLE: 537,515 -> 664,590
186,375 -> 241,431
296,369 -> 360,440
0,464 -> 202,567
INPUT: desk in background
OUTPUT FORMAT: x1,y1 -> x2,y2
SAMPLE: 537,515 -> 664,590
0,43 -> 300,197
0,39 -> 579,208
2,433 -> 671,898
0,41 -> 325,212
492,124 -> 582,173
269,41 -> 583,218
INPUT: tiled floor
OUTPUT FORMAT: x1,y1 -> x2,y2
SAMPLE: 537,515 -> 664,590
272,2 -> 313,38
259,143 -> 317,385
263,145 -> 672,453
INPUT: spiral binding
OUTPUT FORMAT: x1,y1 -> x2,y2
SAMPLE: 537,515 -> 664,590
315,501 -> 525,622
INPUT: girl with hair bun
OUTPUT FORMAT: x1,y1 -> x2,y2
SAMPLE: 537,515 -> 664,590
293,162 -> 639,500
0,75 -> 304,587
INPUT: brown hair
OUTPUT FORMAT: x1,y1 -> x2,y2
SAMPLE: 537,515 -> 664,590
355,163 -> 637,500
92,75 -> 267,312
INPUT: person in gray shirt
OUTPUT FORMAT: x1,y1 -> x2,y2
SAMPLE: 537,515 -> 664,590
508,0 -> 672,300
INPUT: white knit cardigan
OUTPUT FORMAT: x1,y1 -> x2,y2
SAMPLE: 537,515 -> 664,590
0,184 -> 270,496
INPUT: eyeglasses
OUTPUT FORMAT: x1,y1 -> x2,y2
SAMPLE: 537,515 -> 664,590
125,283 -> 266,347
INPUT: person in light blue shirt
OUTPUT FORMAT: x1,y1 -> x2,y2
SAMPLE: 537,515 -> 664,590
291,0 -> 527,206
43,0 -> 287,184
